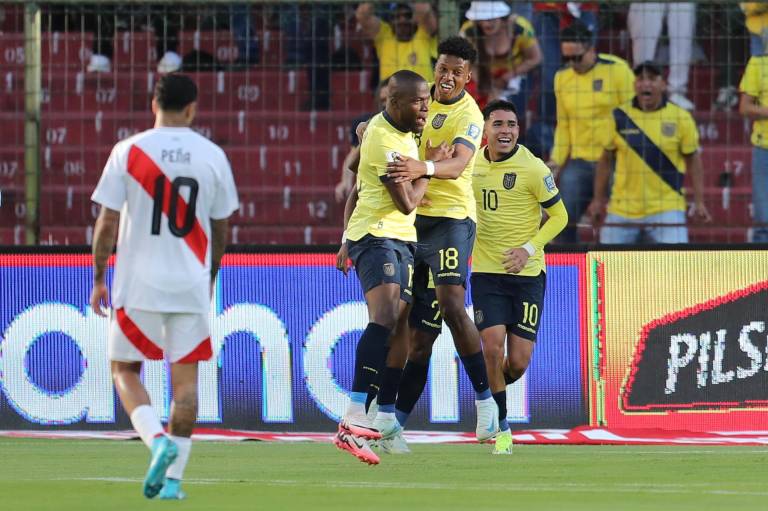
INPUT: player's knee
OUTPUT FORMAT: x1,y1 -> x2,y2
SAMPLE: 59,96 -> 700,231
439,299 -> 467,329
482,342 -> 504,366
110,362 -> 139,383
408,341 -> 433,363
507,357 -> 531,379
370,306 -> 399,331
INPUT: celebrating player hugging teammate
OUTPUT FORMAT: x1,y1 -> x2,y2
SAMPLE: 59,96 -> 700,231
375,36 -> 498,453
333,70 -> 431,465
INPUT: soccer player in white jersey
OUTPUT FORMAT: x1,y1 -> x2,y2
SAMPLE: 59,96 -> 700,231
89,74 -> 239,500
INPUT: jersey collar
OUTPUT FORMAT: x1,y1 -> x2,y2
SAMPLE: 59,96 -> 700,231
382,110 -> 410,133
484,144 -> 520,163
631,95 -> 668,112
430,84 -> 466,105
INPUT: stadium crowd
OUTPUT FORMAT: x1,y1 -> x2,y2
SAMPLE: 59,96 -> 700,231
1,1 -> 766,244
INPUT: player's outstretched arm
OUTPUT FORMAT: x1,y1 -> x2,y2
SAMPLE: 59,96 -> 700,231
383,175 -> 430,214
210,218 -> 229,285
90,206 -> 120,317
386,142 -> 471,182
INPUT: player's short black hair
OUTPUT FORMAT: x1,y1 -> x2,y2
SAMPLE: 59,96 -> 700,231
388,69 -> 427,95
560,21 -> 593,47
153,73 -> 198,111
482,99 -> 518,120
437,36 -> 477,64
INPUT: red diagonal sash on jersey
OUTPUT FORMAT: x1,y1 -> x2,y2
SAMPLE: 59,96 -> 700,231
127,145 -> 208,264
116,308 -> 163,360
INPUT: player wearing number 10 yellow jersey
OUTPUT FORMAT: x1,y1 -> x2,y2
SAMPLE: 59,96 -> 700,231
471,99 -> 568,454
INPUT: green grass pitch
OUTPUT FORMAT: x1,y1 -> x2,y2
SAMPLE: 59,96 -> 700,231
1,438 -> 765,510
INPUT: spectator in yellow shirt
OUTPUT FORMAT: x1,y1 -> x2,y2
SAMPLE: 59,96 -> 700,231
742,2 -> 768,56
356,2 -> 438,82
588,61 -> 711,244
547,22 -> 635,243
739,55 -> 768,242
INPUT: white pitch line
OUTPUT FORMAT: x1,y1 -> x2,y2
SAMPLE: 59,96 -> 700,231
41,477 -> 768,496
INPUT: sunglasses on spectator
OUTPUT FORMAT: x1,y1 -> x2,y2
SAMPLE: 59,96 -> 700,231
562,53 -> 586,64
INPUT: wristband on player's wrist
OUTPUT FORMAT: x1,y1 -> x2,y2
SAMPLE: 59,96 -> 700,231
522,242 -> 535,256
341,231 -> 347,244
425,160 -> 436,176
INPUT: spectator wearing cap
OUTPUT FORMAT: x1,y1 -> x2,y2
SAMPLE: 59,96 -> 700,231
460,1 -> 542,131
549,22 -> 635,244
588,61 -> 711,244
356,2 -> 437,81
742,3 -> 768,56
627,2 -> 696,111
739,53 -> 768,242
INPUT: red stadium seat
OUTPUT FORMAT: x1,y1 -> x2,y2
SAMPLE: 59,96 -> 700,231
234,185 -> 340,226
39,226 -> 90,245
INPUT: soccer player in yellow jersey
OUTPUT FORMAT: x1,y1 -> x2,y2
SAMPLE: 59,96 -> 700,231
378,36 -> 498,450
333,70 -> 431,465
739,54 -> 768,242
471,99 -> 567,454
587,62 -> 711,244
547,22 -> 635,243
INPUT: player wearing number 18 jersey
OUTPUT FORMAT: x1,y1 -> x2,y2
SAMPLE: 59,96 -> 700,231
471,99 -> 567,454
89,74 -> 239,499
377,36 -> 497,450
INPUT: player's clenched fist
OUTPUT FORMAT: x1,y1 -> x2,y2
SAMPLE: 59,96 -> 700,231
502,247 -> 529,274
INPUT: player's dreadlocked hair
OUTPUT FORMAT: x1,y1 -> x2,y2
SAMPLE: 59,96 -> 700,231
437,36 -> 477,64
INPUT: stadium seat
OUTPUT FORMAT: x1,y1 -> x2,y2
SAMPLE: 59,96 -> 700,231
38,226 -> 90,245
233,225 -> 342,245
234,185 -> 340,226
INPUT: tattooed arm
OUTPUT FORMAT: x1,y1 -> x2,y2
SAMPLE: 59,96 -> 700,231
90,206 -> 120,317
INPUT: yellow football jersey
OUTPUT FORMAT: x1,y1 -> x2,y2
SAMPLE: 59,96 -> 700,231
417,87 -> 484,221
551,53 -> 635,166
604,98 -> 700,218
739,55 -> 768,149
374,23 -> 437,81
346,112 -> 420,242
472,144 -> 561,276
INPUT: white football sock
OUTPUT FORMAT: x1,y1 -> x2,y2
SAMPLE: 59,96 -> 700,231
166,436 -> 192,480
129,405 -> 164,449
345,401 -> 366,419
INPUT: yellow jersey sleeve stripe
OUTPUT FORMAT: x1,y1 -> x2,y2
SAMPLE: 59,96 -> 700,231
612,108 -> 684,195
452,137 -> 477,152
540,193 -> 562,209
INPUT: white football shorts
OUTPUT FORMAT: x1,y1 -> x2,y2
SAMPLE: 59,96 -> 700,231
109,307 -> 212,363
